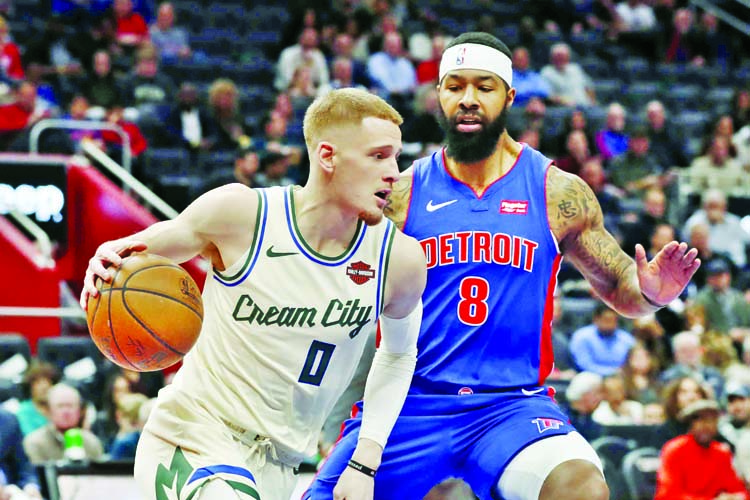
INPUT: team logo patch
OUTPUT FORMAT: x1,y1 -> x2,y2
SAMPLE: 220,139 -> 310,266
500,200 -> 529,215
456,46 -> 467,65
346,261 -> 375,285
458,386 -> 473,395
532,417 -> 564,433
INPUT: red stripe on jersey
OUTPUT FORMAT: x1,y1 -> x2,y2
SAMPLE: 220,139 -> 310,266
538,254 -> 562,385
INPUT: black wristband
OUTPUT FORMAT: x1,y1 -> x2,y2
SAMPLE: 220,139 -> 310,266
347,459 -> 377,478
641,291 -> 667,309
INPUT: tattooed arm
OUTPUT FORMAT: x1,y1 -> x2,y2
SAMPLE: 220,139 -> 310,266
384,166 -> 414,230
547,166 -> 700,318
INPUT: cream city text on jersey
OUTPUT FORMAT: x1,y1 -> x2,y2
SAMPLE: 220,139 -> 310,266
232,296 -> 374,338
420,231 -> 539,271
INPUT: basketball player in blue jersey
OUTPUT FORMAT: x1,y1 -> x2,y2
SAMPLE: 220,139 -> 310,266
78,89 -> 427,500
306,32 -> 700,500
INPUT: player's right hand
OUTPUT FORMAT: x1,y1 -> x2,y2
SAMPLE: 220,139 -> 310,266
332,467 -> 374,500
80,240 -> 147,310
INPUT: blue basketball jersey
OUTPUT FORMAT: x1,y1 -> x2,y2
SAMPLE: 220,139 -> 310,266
403,146 -> 561,394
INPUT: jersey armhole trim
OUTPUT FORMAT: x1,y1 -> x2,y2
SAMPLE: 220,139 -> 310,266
376,220 -> 396,316
213,189 -> 267,286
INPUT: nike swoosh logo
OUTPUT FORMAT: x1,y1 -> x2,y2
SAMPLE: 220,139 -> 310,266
266,246 -> 298,258
521,388 -> 545,396
426,199 -> 458,212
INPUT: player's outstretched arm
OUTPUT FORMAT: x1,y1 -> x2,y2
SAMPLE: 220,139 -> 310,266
548,167 -> 699,317
80,183 -> 260,308
332,231 -> 427,500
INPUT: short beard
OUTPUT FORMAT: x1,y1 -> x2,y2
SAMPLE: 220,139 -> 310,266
438,104 -> 509,163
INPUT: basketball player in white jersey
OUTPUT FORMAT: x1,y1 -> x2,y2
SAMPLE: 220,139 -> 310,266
80,88 -> 427,500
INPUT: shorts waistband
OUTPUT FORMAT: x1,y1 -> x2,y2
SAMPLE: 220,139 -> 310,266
221,418 -> 304,468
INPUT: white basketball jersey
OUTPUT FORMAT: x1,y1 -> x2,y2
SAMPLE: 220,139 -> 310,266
148,186 -> 396,462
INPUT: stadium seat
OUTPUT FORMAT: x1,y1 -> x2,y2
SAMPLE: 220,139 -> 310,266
579,56 -> 611,79
664,84 -> 701,113
674,110 -> 710,141
655,63 -> 690,85
621,447 -> 660,500
600,456 -> 630,500
0,333 -> 32,364
569,31 -> 605,59
623,81 -> 662,111
616,56 -> 651,84
36,336 -> 103,373
704,86 -> 736,115
543,106 -> 573,140
593,78 -> 624,105
591,435 -> 638,469
583,105 -> 608,133
494,25 -> 520,49
143,148 -> 192,180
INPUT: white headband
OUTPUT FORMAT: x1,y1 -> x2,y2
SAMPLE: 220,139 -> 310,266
439,43 -> 513,87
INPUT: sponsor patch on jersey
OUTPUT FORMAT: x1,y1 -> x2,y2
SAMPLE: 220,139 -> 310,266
458,386 -> 473,396
346,261 -> 375,285
499,200 -> 528,215
532,417 -> 564,433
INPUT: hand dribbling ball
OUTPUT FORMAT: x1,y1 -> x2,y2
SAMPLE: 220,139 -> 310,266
87,253 -> 203,371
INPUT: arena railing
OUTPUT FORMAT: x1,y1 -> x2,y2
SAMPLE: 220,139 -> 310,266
689,0 -> 750,36
29,119 -> 132,174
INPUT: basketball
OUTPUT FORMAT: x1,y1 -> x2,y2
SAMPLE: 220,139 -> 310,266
86,252 -> 204,372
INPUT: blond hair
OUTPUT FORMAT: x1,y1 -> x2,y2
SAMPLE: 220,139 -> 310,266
208,78 -> 238,110
302,88 -> 402,153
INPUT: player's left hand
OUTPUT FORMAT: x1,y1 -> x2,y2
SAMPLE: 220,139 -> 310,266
332,467 -> 374,500
635,241 -> 700,307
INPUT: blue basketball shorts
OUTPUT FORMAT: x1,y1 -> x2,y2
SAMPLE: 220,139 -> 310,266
303,388 -> 575,500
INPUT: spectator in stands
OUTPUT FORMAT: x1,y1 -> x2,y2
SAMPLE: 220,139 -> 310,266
252,110 -> 304,167
655,399 -> 749,500
694,259 -> 750,343
578,156 -> 623,237
645,100 -> 688,168
274,27 -> 329,94
206,78 -> 251,152
561,371 -> 605,441
254,151 -> 295,188
23,383 -> 103,463
92,370 -> 140,452
661,331 -> 725,399
366,31 -> 416,118
555,108 -> 596,156
647,223 -> 678,262
15,361 -> 60,436
287,65 -> 321,100
165,82 -> 214,153
614,0 -> 659,60
82,50 -> 123,113
549,289 -> 577,380
660,374 -> 715,442
321,57 -> 368,94
100,105 -> 148,178
108,393 -> 149,459
540,42 -> 595,107
414,34 -> 447,85
664,8 -> 701,65
688,223 -> 738,294
621,342 -> 662,404
23,15 -> 84,103
718,381 -> 750,449
113,0 -> 149,49
121,43 -> 176,114
684,135 -> 745,197
690,10 -> 730,69
511,46 -> 551,107
148,1 -> 190,64
683,189 -> 750,269
0,409 -> 41,499
555,129 -> 593,177
594,102 -> 629,163
569,301 -> 636,376
0,15 -> 23,82
593,373 -> 644,424
402,84 -> 443,156
0,81 -> 51,149
733,89 -> 750,132
329,32 -> 370,89
620,188 -> 669,257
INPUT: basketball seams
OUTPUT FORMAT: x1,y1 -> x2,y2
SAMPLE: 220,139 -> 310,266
109,287 -> 204,320
105,265 -> 140,370
118,287 -> 187,357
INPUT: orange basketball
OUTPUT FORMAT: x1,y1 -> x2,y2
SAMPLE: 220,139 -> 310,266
86,253 -> 204,372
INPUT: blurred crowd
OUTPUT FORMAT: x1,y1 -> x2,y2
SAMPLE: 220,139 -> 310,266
1,0 -> 750,497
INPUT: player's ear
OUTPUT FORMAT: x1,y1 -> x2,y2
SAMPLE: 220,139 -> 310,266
317,142 -> 335,174
505,86 -> 516,109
